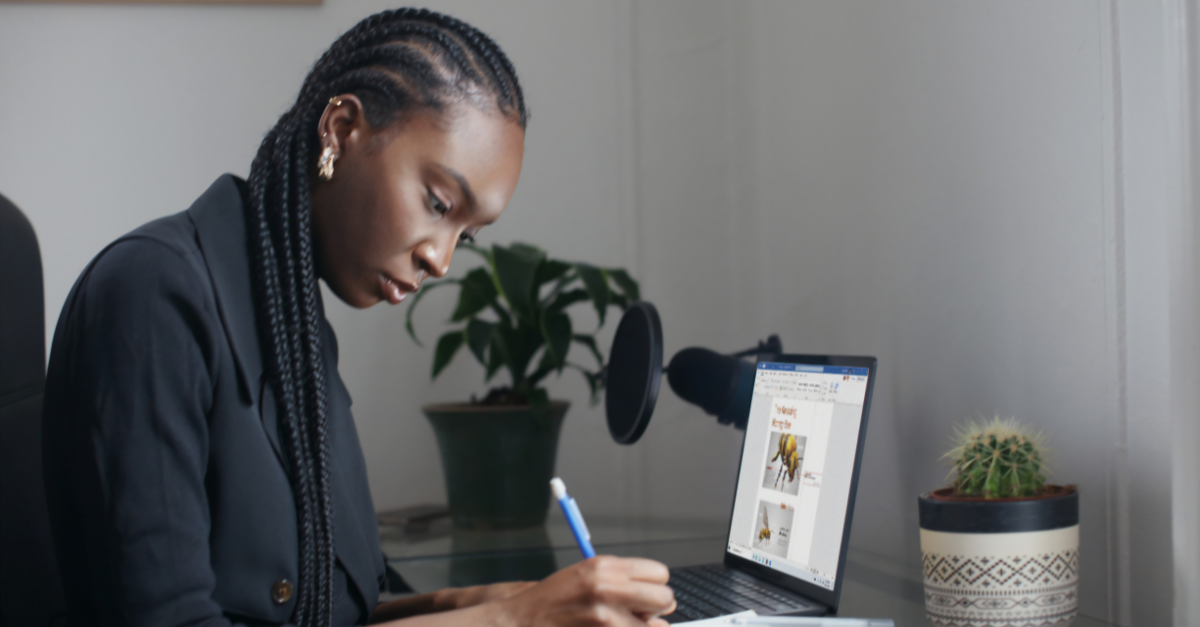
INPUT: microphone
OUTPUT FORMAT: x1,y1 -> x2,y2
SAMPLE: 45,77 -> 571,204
666,348 -> 756,429
603,300 -> 782,442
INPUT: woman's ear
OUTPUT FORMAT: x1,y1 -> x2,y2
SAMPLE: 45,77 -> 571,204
315,94 -> 367,156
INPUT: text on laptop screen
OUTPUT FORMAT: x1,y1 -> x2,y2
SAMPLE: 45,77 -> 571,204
725,362 -> 870,590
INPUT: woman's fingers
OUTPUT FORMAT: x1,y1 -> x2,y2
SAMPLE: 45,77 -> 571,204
580,556 -> 673,615
611,557 -> 671,584
542,605 -> 663,627
637,598 -> 678,621
592,580 -> 676,615
499,556 -> 677,626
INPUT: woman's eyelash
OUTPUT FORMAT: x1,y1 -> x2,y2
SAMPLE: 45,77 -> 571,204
427,189 -> 473,242
428,191 -> 450,216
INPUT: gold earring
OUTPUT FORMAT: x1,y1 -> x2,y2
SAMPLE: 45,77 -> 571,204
318,146 -> 337,181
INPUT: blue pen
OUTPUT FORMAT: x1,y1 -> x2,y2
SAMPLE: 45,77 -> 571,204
550,477 -> 595,559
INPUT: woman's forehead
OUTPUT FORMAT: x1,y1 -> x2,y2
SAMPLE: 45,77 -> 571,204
382,107 -> 524,215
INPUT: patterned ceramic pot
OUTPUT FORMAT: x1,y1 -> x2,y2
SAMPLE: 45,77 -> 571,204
918,486 -> 1079,627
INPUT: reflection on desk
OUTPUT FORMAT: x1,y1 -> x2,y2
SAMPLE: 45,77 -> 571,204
381,514 -> 726,563
381,515 -> 1114,626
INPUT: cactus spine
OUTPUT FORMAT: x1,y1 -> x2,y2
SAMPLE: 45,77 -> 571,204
944,416 -> 1048,499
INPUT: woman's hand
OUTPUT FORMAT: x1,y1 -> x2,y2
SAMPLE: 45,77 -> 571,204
449,581 -> 538,609
371,581 -> 535,622
496,556 -> 676,627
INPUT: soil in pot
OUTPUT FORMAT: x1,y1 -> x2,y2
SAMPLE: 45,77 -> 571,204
424,401 -> 569,530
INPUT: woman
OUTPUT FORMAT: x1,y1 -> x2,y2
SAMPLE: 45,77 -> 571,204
42,9 -> 675,627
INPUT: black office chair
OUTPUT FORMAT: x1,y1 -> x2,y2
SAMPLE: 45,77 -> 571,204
0,192 -> 65,626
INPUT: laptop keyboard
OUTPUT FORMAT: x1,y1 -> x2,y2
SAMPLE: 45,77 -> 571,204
664,564 -> 814,623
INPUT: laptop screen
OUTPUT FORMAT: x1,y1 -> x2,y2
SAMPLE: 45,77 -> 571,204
725,361 -> 871,591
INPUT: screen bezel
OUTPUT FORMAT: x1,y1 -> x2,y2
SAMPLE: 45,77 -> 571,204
721,353 -> 877,613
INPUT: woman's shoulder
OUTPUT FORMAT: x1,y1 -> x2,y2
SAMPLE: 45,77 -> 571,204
74,174 -> 248,314
82,211 -> 209,307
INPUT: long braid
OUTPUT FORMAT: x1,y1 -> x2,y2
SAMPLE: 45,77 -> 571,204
290,125 -> 337,619
251,117 -> 324,625
244,9 -> 525,627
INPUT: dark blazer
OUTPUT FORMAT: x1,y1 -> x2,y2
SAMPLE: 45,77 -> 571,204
43,175 -> 385,626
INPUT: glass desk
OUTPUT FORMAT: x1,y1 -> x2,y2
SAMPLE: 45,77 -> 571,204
382,515 -> 1114,626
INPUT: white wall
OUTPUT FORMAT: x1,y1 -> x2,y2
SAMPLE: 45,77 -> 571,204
2,1 -> 1194,625
630,0 -> 1121,619
0,0 -> 649,515
630,2 -> 1194,624
1174,5 -> 1200,625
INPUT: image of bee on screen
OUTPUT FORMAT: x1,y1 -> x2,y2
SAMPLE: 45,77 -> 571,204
761,431 -> 806,496
751,500 -> 795,558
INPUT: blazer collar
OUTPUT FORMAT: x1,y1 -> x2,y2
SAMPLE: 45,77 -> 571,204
187,174 -> 262,406
187,175 -> 380,609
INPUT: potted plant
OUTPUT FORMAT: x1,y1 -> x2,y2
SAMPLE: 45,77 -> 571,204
406,242 -> 639,530
918,417 -> 1079,626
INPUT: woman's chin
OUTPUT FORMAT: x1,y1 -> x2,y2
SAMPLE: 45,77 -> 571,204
322,279 -> 378,310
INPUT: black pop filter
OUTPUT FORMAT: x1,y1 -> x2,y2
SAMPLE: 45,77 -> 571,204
605,302 -> 662,444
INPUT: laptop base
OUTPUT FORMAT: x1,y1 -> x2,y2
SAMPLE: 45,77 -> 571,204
665,563 -> 827,624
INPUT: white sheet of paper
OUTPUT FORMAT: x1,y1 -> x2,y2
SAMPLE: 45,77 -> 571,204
674,610 -> 759,626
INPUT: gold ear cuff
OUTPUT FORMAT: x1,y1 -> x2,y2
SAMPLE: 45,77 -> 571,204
318,97 -> 344,180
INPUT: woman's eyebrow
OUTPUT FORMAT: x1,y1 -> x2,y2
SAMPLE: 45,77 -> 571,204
437,164 -> 475,207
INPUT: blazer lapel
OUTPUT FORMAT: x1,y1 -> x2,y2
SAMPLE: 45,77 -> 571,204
187,175 -> 277,463
190,175 -> 381,608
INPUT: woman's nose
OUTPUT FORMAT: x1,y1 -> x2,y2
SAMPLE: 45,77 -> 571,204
416,241 -> 452,279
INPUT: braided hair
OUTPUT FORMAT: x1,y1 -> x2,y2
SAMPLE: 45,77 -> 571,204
244,9 -> 526,626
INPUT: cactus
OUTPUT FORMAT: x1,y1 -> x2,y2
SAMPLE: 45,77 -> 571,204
943,416 -> 1049,499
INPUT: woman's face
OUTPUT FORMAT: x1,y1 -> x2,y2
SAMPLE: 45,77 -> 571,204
311,99 -> 525,309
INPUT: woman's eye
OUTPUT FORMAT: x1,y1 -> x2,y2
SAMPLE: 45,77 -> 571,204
428,192 -> 450,216
459,231 -> 477,244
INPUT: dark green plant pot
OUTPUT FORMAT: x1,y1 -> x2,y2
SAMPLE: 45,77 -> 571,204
423,401 -> 569,530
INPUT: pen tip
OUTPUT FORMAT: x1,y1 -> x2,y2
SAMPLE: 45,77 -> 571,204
549,477 -> 566,499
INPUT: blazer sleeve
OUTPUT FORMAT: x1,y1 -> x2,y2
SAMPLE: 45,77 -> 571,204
45,237 -> 287,627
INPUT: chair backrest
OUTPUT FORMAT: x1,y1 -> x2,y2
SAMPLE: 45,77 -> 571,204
0,192 -> 65,626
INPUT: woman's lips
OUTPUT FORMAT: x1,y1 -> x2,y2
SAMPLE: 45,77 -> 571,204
379,273 -> 418,305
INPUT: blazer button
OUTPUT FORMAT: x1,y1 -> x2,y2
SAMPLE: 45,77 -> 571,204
271,579 -> 294,604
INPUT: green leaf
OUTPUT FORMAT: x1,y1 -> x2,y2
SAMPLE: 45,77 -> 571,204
493,243 -> 545,322
465,318 -> 495,367
485,336 -> 505,382
459,241 -> 493,264
539,312 -> 572,371
566,362 -> 604,405
451,268 -> 498,322
510,242 -> 545,256
494,320 -> 539,385
575,263 -> 609,325
405,280 -> 458,346
526,361 -> 557,390
609,292 -> 629,310
573,334 -> 603,367
546,289 -> 590,316
432,330 -> 465,379
534,259 -> 572,289
529,387 -> 552,430
538,270 -> 578,308
607,268 -> 641,303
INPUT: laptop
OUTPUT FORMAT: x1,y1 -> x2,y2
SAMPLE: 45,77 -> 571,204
665,354 -> 877,623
